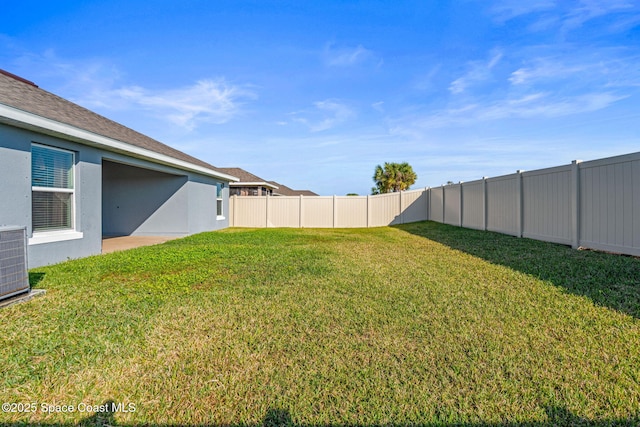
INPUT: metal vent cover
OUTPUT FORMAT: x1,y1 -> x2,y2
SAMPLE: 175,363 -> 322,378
0,226 -> 29,301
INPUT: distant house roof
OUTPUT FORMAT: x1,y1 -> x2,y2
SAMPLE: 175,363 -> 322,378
0,69 -> 238,182
268,181 -> 318,197
217,167 -> 278,189
217,167 -> 318,196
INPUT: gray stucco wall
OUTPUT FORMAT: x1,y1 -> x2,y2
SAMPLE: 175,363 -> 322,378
102,157 -> 229,236
102,161 -> 189,236
188,174 -> 230,233
0,123 -> 230,268
0,124 -> 103,267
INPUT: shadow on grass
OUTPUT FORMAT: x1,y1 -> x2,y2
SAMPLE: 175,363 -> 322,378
0,404 -> 637,426
394,221 -> 640,319
29,272 -> 46,287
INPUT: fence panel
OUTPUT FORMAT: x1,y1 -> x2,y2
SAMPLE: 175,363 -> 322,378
461,180 -> 484,230
369,192 -> 401,226
444,184 -> 461,226
522,166 -> 572,245
232,196 -> 267,228
486,174 -> 520,236
268,196 -> 301,228
336,196 -> 368,228
301,197 -> 334,228
429,187 -> 444,223
402,189 -> 429,223
579,153 -> 640,256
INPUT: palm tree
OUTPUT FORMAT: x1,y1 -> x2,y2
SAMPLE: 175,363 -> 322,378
372,162 -> 417,194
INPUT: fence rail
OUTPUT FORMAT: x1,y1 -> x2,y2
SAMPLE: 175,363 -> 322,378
229,151 -> 640,256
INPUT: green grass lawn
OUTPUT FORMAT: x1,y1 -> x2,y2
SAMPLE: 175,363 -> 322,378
1,222 -> 639,426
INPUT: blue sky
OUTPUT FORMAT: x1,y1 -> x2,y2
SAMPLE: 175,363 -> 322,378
2,0 -> 640,195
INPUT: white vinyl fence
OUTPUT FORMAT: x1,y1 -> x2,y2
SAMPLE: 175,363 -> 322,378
229,151 -> 640,256
230,190 -> 429,229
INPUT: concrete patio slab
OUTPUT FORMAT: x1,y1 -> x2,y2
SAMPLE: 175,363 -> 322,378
102,236 -> 180,254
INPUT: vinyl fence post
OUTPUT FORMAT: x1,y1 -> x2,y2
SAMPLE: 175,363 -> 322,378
299,195 -> 304,228
298,194 -> 302,228
459,182 -> 464,227
400,190 -> 404,224
442,186 -> 446,225
571,160 -> 582,249
366,194 -> 370,228
425,187 -> 430,221
232,195 -> 237,227
265,194 -> 270,228
482,177 -> 488,231
516,170 -> 524,237
333,195 -> 337,228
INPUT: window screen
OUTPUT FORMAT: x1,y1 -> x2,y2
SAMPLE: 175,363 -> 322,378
31,145 -> 75,232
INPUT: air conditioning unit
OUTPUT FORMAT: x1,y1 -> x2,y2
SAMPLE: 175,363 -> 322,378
0,226 -> 29,302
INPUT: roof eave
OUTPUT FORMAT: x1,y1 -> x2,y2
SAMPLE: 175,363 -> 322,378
229,181 -> 279,189
0,103 -> 239,182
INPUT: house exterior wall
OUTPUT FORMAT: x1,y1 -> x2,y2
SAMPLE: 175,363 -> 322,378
1,124 -> 103,267
102,160 -> 189,236
0,123 -> 229,267
188,175 -> 229,233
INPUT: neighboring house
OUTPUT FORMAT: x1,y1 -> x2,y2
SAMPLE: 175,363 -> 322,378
217,167 -> 318,197
268,181 -> 318,197
217,167 -> 278,196
0,69 -> 239,267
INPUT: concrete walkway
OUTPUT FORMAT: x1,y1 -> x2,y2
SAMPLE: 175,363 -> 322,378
102,236 -> 179,254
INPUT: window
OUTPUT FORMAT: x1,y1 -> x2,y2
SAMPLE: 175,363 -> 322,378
31,144 -> 75,232
216,183 -> 224,217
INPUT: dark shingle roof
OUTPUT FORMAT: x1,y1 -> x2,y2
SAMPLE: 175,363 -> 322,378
217,167 -> 276,185
269,181 -> 319,196
0,69 -> 233,178
217,168 -> 317,195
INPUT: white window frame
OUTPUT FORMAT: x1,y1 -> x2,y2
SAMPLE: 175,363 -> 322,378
29,143 -> 83,245
216,183 -> 225,219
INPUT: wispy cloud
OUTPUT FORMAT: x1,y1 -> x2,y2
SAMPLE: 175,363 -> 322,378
394,91 -> 625,131
87,79 -> 255,130
509,51 -> 640,89
371,101 -> 385,113
489,0 -> 640,34
479,92 -> 625,120
323,43 -> 379,67
509,58 -> 590,85
449,50 -> 503,94
290,99 -> 355,132
8,47 -> 123,95
562,0 -> 637,31
490,0 -> 557,23
4,47 -> 255,131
